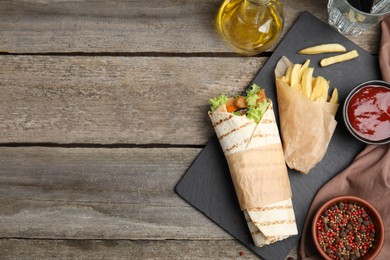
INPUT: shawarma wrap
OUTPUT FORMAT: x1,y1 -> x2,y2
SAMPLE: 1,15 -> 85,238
208,84 -> 297,247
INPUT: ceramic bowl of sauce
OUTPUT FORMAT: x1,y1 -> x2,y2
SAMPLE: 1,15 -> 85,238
343,80 -> 390,145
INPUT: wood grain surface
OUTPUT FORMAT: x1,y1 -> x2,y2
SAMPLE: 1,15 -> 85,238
0,147 -> 228,238
0,239 -> 265,259
0,0 -> 381,258
0,0 -> 379,54
0,56 -> 263,144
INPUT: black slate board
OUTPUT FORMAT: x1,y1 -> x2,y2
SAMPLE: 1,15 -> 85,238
176,12 -> 381,260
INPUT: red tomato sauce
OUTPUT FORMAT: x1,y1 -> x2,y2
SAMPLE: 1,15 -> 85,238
347,85 -> 390,141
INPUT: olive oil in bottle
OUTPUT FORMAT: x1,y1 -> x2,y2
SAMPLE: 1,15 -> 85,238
216,0 -> 284,55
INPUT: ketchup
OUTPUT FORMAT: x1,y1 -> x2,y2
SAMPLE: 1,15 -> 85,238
347,85 -> 390,142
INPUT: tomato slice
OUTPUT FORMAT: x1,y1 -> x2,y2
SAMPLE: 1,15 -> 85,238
226,98 -> 236,112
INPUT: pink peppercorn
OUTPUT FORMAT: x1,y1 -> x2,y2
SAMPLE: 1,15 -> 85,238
316,200 -> 377,259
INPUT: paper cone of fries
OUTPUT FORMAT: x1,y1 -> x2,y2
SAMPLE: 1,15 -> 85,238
274,57 -> 339,174
208,102 -> 297,247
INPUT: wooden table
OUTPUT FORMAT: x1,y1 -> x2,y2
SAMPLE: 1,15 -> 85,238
0,0 -> 381,259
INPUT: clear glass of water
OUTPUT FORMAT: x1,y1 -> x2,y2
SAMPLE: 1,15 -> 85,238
327,0 -> 390,35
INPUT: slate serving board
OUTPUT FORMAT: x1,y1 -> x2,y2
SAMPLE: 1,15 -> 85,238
176,12 -> 381,260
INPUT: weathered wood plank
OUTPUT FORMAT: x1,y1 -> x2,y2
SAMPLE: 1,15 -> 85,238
0,56 -> 264,144
0,199 -> 230,240
0,144 -> 284,260
0,147 -> 234,240
0,0 -> 379,54
0,147 -> 198,206
0,239 -> 263,259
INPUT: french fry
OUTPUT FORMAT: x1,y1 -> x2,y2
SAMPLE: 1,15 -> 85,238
290,64 -> 302,87
311,77 -> 317,87
321,80 -> 330,102
298,43 -> 346,54
300,59 -> 310,73
310,76 -> 326,101
320,50 -> 359,67
329,88 -> 339,104
279,59 -> 338,105
284,66 -> 292,84
301,67 -> 314,98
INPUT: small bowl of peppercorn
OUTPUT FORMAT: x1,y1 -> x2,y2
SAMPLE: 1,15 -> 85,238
312,196 -> 384,260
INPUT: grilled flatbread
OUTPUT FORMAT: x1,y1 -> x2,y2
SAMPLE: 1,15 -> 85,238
209,102 -> 297,247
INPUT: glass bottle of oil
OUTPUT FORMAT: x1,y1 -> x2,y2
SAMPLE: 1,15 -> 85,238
216,0 -> 284,55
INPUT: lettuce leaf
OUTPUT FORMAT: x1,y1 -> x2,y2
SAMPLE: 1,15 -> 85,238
246,84 -> 260,108
246,93 -> 258,108
209,84 -> 269,123
246,83 -> 260,96
246,99 -> 270,123
209,94 -> 229,111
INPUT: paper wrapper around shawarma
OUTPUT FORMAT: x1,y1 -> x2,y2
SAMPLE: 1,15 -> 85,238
208,102 -> 297,247
274,57 -> 339,174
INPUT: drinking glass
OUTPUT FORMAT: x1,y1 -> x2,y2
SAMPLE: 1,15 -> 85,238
327,0 -> 390,35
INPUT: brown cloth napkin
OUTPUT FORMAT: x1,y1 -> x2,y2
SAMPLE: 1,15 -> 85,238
299,16 -> 390,260
380,16 -> 390,82
299,144 -> 390,259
